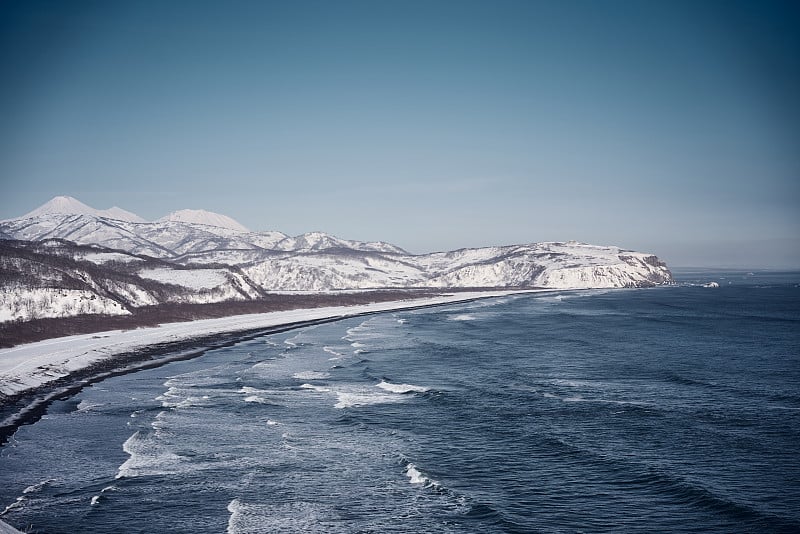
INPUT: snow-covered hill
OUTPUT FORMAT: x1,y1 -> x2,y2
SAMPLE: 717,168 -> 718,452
157,209 -> 250,232
0,240 -> 267,322
0,196 -> 674,323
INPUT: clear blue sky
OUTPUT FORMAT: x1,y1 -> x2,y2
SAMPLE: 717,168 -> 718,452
1,0 -> 798,267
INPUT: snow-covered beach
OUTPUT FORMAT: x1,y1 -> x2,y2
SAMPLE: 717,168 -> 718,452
0,290 -> 537,441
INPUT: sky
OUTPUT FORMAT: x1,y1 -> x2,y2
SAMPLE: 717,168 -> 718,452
0,0 -> 798,267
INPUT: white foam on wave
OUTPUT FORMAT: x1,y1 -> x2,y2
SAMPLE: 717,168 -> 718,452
151,410 -> 169,434
227,498 -> 339,534
334,390 -> 399,409
76,399 -> 103,412
1,496 -> 25,516
23,478 -> 55,494
377,381 -> 429,394
292,371 -> 331,380
3,480 -> 56,515
344,323 -> 369,340
323,346 -> 344,358
157,385 -> 206,409
239,386 -> 275,405
115,430 -> 184,479
300,383 -> 330,392
404,463 -> 440,489
344,319 -> 387,344
239,386 -> 267,394
299,379 -> 423,409
90,486 -> 117,508
449,313 -> 476,321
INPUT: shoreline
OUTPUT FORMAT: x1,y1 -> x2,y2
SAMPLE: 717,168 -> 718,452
0,290 -> 541,446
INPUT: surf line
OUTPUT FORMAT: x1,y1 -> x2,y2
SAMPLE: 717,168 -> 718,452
0,290 -> 539,446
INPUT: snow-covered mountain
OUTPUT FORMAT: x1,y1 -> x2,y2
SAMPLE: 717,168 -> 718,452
157,209 -> 249,232
16,195 -> 147,223
0,196 -> 674,323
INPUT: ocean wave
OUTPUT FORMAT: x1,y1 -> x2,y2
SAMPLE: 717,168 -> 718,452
76,399 -> 103,412
1,496 -> 25,516
158,391 -> 208,409
243,395 -> 270,404
333,391 -> 399,409
0,478 -> 57,518
377,381 -> 429,394
292,371 -> 331,380
23,479 -> 55,494
449,314 -> 477,321
323,346 -> 345,358
115,430 -> 184,479
89,485 -> 116,507
299,383 -> 331,392
226,499 -> 346,534
404,462 -> 440,489
239,386 -> 268,395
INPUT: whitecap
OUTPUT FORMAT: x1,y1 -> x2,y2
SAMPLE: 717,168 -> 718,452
115,431 -> 184,479
76,399 -> 102,412
239,386 -> 268,395
157,384 -> 209,409
292,371 -> 331,380
1,497 -> 25,516
299,383 -> 330,392
377,381 -> 429,394
227,499 -> 342,534
334,391 -> 398,409
323,346 -> 344,358
449,314 -> 476,321
23,479 -> 55,494
404,462 -> 440,489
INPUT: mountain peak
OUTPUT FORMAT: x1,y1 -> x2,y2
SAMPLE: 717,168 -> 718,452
157,209 -> 249,232
24,196 -> 94,217
20,196 -> 147,222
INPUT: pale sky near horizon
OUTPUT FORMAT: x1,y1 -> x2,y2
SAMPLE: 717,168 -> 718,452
1,0 -> 798,267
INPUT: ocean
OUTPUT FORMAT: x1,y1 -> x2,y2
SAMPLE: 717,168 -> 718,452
1,271 -> 798,533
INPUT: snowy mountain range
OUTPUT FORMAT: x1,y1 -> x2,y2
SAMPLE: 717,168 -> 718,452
0,196 -> 673,324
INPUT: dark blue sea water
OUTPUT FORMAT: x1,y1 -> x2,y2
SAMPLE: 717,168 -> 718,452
1,271 -> 799,533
